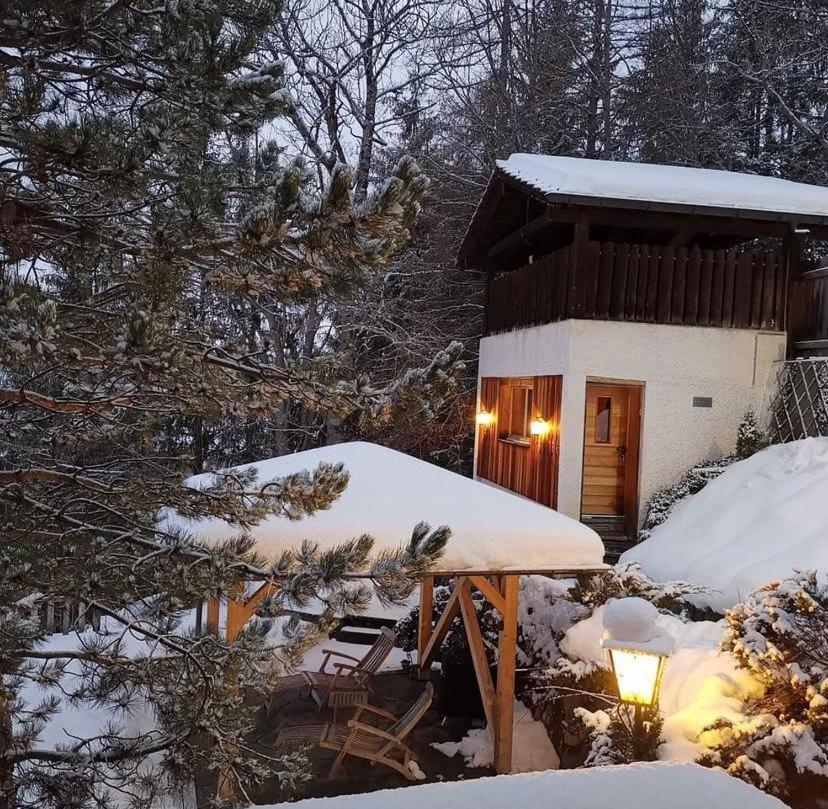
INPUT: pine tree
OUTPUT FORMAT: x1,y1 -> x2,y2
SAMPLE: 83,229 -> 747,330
736,408 -> 768,459
0,3 -> 458,806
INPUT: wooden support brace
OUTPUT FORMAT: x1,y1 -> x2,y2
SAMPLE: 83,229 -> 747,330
468,575 -> 506,613
493,575 -> 519,774
225,581 -> 278,643
458,580 -> 498,732
419,576 -> 464,668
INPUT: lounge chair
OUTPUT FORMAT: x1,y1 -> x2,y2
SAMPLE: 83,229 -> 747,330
276,682 -> 434,780
268,627 -> 396,719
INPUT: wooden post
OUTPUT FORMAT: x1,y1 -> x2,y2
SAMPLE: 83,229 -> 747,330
417,577 -> 434,677
493,574 -> 519,774
206,597 -> 219,634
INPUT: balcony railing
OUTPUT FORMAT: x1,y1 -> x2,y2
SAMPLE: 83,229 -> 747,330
485,241 -> 788,336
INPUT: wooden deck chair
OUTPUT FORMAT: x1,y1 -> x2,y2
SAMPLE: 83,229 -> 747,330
276,682 -> 434,781
268,627 -> 396,718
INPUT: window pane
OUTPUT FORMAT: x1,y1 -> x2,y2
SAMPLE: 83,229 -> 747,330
595,396 -> 612,443
510,387 -> 528,436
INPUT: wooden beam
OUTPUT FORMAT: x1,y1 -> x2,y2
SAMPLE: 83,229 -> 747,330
467,575 -> 506,613
419,578 -> 464,667
486,210 -> 554,259
417,577 -> 434,671
458,580 -> 498,732
493,575 -> 519,774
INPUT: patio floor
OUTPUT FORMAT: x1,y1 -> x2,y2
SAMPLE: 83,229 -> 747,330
244,669 -> 494,805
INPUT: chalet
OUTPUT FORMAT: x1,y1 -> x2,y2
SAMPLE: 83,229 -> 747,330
459,154 -> 828,551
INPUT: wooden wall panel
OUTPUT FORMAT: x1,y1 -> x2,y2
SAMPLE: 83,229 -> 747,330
475,376 -> 562,509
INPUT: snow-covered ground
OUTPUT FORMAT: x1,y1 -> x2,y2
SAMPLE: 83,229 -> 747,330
258,761 -> 788,809
164,441 -> 605,573
622,438 -> 828,611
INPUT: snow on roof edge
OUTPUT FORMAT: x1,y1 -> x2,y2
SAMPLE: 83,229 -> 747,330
496,153 -> 828,221
165,441 -> 607,574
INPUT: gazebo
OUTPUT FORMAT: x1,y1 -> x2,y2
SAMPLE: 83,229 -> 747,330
173,441 -> 607,775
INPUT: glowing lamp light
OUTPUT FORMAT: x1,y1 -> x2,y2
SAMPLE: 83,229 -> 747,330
529,417 -> 552,437
476,410 -> 495,426
601,598 -> 673,708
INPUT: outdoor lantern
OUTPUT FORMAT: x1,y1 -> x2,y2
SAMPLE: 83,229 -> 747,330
529,417 -> 551,436
476,410 -> 495,426
601,597 -> 674,708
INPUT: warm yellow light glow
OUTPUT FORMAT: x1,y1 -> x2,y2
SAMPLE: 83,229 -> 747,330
529,417 -> 551,436
476,410 -> 495,426
608,648 -> 665,706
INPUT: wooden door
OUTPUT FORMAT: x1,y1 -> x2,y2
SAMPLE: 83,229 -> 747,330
582,384 -> 639,518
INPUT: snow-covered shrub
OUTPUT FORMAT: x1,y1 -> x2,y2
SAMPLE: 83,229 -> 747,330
569,562 -> 709,615
736,407 -> 769,459
698,571 -> 828,798
575,706 -> 664,766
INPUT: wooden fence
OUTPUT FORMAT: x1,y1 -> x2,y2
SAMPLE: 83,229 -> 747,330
485,241 -> 788,335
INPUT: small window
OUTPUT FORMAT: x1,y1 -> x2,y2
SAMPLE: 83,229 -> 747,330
499,382 -> 533,442
595,396 -> 612,443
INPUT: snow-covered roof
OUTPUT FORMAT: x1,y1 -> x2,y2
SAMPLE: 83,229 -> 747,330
623,437 -> 828,610
498,153 -> 828,222
261,762 -> 787,809
166,442 -> 605,574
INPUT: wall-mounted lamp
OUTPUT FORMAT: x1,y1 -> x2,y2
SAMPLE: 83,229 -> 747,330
529,417 -> 552,437
476,410 -> 496,426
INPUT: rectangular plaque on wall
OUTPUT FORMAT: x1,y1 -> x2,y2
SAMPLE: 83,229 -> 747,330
692,396 -> 713,408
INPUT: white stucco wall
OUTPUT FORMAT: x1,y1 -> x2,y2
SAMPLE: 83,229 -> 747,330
477,320 -> 786,524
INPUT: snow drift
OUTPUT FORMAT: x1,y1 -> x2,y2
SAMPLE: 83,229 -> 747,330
622,438 -> 828,611
260,761 -> 788,809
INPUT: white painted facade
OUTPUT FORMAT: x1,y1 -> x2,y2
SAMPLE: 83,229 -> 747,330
476,320 -> 786,524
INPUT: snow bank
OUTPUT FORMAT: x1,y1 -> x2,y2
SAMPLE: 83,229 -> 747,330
259,762 -> 788,809
622,438 -> 828,611
432,699 -> 560,773
561,606 -> 762,762
498,153 -> 828,219
165,442 -> 605,573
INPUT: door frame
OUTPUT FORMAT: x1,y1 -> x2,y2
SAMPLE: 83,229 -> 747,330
580,378 -> 644,537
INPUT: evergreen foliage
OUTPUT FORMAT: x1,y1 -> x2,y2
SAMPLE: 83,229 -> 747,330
736,408 -> 769,459
699,572 -> 828,798
0,3 -> 456,806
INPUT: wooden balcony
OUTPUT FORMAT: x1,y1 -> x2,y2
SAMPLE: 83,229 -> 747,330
484,241 -> 788,336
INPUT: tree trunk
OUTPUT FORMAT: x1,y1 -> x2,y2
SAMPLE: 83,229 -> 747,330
0,685 -> 17,809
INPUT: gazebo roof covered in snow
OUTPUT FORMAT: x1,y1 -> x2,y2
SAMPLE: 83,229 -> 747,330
170,441 -> 605,574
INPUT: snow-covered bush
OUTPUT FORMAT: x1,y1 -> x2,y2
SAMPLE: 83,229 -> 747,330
698,571 -> 828,799
736,407 -> 769,459
575,706 -> 664,767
